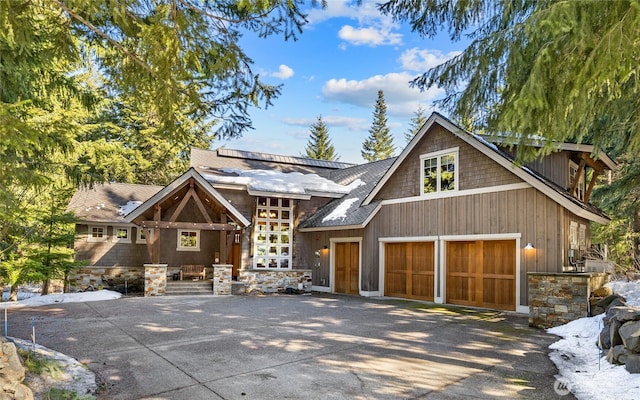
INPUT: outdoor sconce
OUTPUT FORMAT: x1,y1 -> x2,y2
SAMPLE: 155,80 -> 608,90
323,245 -> 328,250
524,243 -> 535,250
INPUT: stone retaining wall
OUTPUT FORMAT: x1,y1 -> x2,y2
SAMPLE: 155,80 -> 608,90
528,272 -> 609,328
69,266 -> 145,293
239,269 -> 312,294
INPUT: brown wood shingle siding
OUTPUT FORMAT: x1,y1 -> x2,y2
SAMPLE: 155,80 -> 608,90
374,124 -> 522,201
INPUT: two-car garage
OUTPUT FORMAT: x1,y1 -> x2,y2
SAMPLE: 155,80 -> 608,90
381,239 -> 517,311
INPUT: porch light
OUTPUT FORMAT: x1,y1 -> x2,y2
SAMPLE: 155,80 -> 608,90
524,243 -> 535,250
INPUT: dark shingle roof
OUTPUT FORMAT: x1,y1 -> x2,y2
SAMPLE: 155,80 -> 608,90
299,158 -> 396,229
67,183 -> 162,223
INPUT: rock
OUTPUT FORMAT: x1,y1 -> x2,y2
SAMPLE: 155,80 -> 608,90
592,286 -> 614,298
0,339 -> 34,400
606,345 -> 630,365
625,354 -> 640,374
614,307 -> 640,323
619,320 -> 640,353
610,318 -> 624,348
599,324 -> 611,349
598,295 -> 627,314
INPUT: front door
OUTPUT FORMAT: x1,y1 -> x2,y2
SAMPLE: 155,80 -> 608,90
334,242 -> 359,294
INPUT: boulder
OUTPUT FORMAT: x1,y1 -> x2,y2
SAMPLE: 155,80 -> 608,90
598,325 -> 611,350
614,307 -> 640,323
619,320 -> 640,353
606,345 -> 630,365
592,286 -> 614,298
0,339 -> 34,400
625,354 -> 640,374
610,318 -> 624,348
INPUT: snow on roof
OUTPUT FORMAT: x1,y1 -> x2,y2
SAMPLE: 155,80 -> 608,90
203,168 -> 364,195
117,200 -> 144,216
322,198 -> 360,223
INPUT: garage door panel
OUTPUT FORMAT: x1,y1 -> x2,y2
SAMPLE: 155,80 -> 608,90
384,242 -> 434,301
447,240 -> 516,311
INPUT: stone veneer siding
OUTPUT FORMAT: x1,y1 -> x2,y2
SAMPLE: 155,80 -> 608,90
144,264 -> 168,297
213,265 -> 232,295
528,272 -> 609,328
69,266 -> 145,292
239,269 -> 312,294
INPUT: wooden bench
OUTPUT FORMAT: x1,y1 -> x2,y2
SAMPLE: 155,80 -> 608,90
180,265 -> 206,280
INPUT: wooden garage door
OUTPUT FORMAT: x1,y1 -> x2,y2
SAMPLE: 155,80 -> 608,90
384,242 -> 434,301
335,242 -> 359,294
446,240 -> 515,311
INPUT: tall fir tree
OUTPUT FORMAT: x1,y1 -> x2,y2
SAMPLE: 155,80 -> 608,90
304,115 -> 338,161
362,90 -> 396,162
404,105 -> 428,144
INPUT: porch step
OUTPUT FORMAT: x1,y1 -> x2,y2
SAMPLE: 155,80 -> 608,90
165,279 -> 213,296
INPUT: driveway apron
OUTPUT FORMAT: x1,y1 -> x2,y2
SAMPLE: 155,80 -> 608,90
6,294 -> 573,399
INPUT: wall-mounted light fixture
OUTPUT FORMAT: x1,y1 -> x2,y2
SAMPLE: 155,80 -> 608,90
323,245 -> 328,250
524,243 -> 535,250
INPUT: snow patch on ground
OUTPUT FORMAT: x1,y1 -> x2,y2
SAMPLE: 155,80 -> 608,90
547,280 -> 640,399
3,290 -> 121,308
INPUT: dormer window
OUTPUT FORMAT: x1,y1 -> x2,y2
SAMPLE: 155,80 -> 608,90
420,148 -> 458,194
569,161 -> 585,201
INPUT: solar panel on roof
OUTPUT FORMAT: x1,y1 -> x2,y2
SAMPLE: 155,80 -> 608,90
217,148 -> 355,169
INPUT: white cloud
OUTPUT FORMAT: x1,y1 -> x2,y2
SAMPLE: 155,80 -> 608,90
282,115 -> 368,131
338,25 -> 402,47
322,72 -> 444,116
400,48 -> 462,72
271,64 -> 294,80
307,0 -> 382,25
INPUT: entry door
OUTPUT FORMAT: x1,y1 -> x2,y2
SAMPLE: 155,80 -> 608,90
384,242 -> 434,301
334,242 -> 359,294
446,240 -> 516,310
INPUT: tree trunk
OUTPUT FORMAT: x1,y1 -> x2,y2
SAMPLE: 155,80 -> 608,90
633,209 -> 640,271
9,285 -> 18,302
41,278 -> 50,295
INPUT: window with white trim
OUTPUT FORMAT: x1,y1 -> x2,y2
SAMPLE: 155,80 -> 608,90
253,197 -> 292,269
579,224 -> 587,250
136,228 -> 154,244
112,226 -> 131,243
88,226 -> 107,242
420,148 -> 458,194
177,229 -> 200,251
569,161 -> 585,201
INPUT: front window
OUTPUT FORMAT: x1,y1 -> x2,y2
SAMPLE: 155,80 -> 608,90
569,161 -> 585,201
254,197 -> 293,269
177,229 -> 200,251
136,228 -> 154,244
421,149 -> 458,194
112,226 -> 131,243
88,226 -> 107,242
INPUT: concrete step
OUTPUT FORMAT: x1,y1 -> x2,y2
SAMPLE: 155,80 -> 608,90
165,280 -> 213,296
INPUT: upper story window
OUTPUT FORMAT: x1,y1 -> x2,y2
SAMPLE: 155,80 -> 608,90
177,229 -> 200,251
420,148 -> 458,194
112,226 -> 131,243
254,197 -> 293,269
88,226 -> 107,242
569,161 -> 585,201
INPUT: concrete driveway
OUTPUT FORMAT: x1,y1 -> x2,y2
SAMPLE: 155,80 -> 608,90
6,294 -> 572,399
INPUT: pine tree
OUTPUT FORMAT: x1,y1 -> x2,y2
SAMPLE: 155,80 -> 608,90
304,116 -> 338,161
404,106 -> 428,144
362,90 -> 396,162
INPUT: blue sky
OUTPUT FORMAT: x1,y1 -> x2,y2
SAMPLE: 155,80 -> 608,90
211,0 -> 467,164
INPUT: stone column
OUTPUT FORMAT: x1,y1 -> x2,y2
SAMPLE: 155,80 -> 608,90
144,264 -> 168,297
213,264 -> 232,295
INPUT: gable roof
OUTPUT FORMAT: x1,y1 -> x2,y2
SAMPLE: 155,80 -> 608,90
363,112 -> 610,225
67,182 -> 163,224
298,158 -> 396,231
125,168 -> 251,227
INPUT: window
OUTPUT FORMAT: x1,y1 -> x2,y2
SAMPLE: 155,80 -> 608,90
88,226 -> 107,242
254,197 -> 293,269
112,226 -> 131,243
579,224 -> 587,250
136,228 -> 154,244
177,229 -> 200,251
420,148 -> 458,194
569,161 -> 585,201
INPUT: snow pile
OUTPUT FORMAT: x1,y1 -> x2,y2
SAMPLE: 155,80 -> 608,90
204,168 -> 364,195
548,279 -> 640,399
322,198 -> 360,223
3,290 -> 121,308
117,200 -> 143,216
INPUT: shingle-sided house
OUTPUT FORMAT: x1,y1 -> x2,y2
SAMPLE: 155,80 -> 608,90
67,113 -> 615,312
